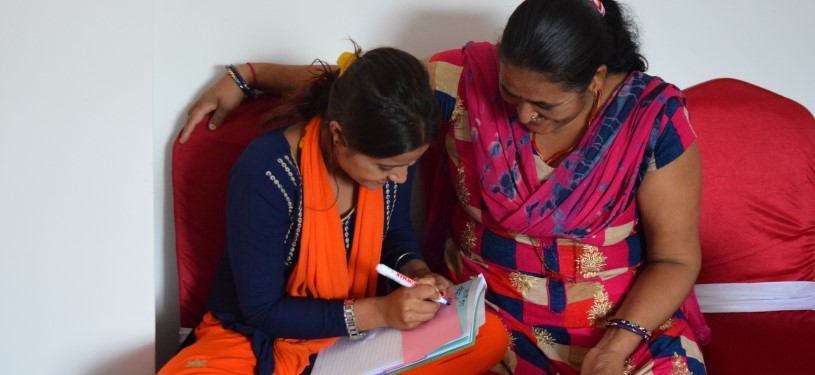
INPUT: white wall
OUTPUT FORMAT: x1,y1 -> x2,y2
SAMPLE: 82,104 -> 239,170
627,0 -> 814,112
0,1 -> 155,375
1,1 -> 810,374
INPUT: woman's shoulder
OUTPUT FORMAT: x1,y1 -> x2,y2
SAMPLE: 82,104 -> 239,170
233,126 -> 299,179
427,46 -> 468,96
429,42 -> 498,115
627,71 -> 686,101
429,41 -> 497,65
624,72 -> 696,169
243,126 -> 300,157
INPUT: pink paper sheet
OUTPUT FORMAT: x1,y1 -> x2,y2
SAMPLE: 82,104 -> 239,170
400,301 -> 461,363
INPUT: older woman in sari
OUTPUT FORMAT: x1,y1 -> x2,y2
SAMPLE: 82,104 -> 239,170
423,1 -> 709,374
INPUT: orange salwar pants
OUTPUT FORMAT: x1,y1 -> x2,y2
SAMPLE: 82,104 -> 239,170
159,311 -> 508,375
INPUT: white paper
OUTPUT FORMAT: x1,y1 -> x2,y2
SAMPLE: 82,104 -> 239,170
312,274 -> 488,374
312,328 -> 403,375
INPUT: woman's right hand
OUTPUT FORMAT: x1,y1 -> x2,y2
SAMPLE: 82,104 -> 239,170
382,285 -> 442,330
580,344 -> 629,375
178,67 -> 247,144
356,285 -> 442,331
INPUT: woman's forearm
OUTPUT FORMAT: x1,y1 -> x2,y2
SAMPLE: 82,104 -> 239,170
594,257 -> 700,356
238,62 -> 330,94
594,143 -> 703,356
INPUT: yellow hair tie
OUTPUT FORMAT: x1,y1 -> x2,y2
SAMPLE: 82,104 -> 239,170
337,52 -> 357,77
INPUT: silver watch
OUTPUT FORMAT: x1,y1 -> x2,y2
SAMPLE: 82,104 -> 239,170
343,298 -> 366,340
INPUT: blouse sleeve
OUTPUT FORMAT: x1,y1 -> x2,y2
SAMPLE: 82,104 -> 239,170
648,85 -> 698,171
428,48 -> 466,123
221,132 -> 346,339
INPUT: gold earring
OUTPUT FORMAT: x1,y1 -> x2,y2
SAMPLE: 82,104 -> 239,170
589,89 -> 602,122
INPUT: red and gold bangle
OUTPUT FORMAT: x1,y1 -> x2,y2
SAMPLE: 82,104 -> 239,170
225,64 -> 256,98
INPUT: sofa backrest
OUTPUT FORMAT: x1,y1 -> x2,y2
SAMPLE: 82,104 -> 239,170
685,78 -> 815,285
171,95 -> 287,328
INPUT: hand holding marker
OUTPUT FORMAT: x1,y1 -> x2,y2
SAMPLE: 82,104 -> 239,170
375,264 -> 450,305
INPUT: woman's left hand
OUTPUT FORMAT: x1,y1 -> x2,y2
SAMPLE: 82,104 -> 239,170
411,270 -> 454,300
399,259 -> 454,295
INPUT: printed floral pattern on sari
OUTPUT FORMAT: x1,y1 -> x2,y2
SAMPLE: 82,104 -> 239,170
577,244 -> 606,279
588,283 -> 613,327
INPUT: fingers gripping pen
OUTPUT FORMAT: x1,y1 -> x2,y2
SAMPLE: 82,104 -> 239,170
375,264 -> 450,305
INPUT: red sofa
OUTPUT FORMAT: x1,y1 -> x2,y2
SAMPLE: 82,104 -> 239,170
684,78 -> 815,374
171,79 -> 815,373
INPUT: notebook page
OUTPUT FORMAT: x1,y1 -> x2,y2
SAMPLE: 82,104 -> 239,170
312,328 -> 403,375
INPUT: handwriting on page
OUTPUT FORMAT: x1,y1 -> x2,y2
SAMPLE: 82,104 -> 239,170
455,283 -> 469,308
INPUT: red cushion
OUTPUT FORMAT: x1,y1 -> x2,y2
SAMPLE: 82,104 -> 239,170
701,311 -> 815,374
171,95 -> 288,328
685,78 -> 815,284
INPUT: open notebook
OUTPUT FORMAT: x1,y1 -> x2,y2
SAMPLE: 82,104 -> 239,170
311,274 -> 487,375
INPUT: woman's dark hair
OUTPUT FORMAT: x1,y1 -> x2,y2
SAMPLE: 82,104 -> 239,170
267,42 -> 439,158
499,0 -> 647,91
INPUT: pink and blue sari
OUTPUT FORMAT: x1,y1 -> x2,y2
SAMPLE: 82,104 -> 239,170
426,42 -> 709,374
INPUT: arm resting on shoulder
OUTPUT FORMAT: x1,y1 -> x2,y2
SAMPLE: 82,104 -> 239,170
180,63 -> 327,143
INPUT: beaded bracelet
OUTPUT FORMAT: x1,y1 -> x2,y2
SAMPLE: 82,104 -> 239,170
604,318 -> 652,342
343,299 -> 366,340
225,64 -> 256,98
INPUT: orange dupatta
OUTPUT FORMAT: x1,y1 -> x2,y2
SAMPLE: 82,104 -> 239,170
272,116 -> 384,374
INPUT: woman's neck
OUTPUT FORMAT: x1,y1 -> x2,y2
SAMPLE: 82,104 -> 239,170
331,169 -> 358,217
284,122 -> 358,217
534,72 -> 627,166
